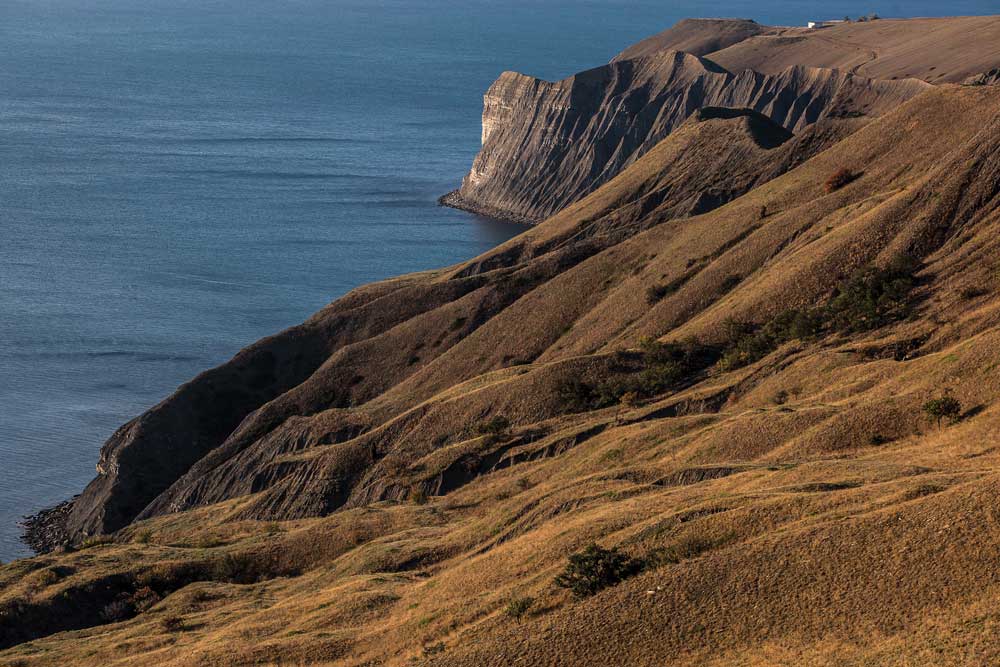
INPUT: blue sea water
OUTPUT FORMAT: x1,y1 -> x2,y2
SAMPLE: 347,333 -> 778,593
1,0 -> 995,561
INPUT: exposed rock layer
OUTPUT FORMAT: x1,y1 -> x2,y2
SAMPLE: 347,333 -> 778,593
450,50 -> 927,222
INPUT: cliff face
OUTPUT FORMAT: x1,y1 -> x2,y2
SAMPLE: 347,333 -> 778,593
447,50 -> 928,223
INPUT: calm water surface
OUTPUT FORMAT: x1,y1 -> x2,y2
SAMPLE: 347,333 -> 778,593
1,0 -> 995,560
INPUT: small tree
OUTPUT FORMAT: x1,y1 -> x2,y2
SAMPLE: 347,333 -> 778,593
554,543 -> 644,598
616,391 -> 638,424
504,596 -> 535,620
923,396 -> 961,427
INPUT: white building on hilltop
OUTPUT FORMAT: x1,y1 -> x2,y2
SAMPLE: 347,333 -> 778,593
807,19 -> 848,28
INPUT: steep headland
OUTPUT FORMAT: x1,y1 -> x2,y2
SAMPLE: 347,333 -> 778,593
6,14 -> 1000,667
443,15 -> 1000,224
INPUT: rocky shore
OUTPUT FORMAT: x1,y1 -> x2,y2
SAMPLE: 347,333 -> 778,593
437,190 -> 537,226
19,498 -> 74,554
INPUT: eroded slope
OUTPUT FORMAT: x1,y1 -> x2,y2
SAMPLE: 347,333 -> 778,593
4,83 -> 1000,666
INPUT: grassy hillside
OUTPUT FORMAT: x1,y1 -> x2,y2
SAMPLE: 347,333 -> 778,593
6,15 -> 1000,663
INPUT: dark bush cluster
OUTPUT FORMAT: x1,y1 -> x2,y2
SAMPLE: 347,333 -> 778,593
646,535 -> 718,566
825,261 -> 916,332
554,543 -> 645,598
477,415 -> 512,444
558,339 -> 718,412
718,310 -> 822,371
718,259 -> 918,371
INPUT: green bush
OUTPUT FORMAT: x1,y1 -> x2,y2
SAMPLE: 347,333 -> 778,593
554,544 -> 645,598
504,596 -> 535,620
558,340 -> 716,412
923,396 -> 962,427
825,262 -> 915,332
717,260 -> 916,371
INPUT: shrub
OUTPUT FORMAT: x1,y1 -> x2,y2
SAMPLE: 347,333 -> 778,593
923,396 -> 962,427
826,261 -> 916,332
559,339 -> 721,412
477,415 -> 511,436
423,642 -> 446,656
719,274 -> 742,293
716,261 -> 916,371
646,284 -> 671,304
160,615 -> 185,632
79,535 -> 114,550
557,377 -> 599,413
504,596 -> 535,620
99,598 -> 132,623
133,529 -> 153,545
554,543 -> 645,598
647,535 -> 718,566
409,486 -> 429,505
130,586 -> 162,613
644,273 -> 692,304
960,286 -> 989,299
824,167 -> 857,192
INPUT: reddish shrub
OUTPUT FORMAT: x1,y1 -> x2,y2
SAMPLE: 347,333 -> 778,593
824,167 -> 857,193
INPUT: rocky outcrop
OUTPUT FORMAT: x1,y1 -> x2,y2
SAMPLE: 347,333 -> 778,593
447,50 -> 929,223
964,68 -> 1000,86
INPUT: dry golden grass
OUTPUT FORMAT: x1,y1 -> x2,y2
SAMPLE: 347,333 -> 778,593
6,81 -> 1000,667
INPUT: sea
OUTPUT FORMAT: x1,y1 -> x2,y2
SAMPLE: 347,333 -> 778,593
1,0 -> 995,561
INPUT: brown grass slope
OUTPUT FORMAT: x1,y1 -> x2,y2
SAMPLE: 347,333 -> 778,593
613,18 -> 767,61
5,83 -> 1000,666
615,16 -> 1000,85
120,108 -> 848,524
706,16 -> 1000,84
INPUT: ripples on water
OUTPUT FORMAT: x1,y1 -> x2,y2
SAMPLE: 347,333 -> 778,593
1,0 -> 994,561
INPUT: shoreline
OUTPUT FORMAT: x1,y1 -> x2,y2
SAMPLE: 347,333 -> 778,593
437,190 -> 538,226
19,497 -> 75,555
